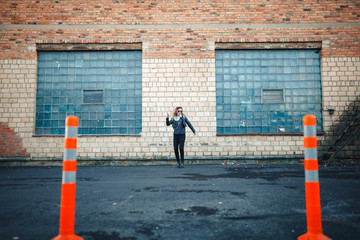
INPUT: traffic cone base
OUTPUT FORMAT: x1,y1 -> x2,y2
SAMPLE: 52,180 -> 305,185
52,234 -> 84,240
298,232 -> 332,240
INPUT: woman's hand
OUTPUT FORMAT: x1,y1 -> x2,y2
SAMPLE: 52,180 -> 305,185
194,132 -> 196,135
166,113 -> 169,118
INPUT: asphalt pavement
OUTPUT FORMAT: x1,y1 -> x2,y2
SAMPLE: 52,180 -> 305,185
0,164 -> 359,240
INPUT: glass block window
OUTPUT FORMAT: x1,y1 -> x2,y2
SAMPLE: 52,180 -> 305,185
36,51 -> 142,135
216,49 -> 322,134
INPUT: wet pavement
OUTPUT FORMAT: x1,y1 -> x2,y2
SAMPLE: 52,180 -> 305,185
0,164 -> 359,240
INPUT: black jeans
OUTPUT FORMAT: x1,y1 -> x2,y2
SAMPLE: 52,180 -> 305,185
173,134 -> 186,163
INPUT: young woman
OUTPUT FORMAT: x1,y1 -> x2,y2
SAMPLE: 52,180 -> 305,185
166,107 -> 196,168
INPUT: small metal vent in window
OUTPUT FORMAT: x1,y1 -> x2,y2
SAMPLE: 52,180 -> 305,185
262,89 -> 284,104
83,90 -> 104,104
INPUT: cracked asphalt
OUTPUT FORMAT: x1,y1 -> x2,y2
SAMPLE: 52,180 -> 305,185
0,164 -> 359,240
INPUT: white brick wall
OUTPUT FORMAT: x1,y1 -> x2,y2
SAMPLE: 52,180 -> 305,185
0,59 -> 37,151
1,56 -> 359,160
321,57 -> 360,132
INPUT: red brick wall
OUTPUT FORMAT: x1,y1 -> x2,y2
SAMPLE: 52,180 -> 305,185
1,0 -> 359,25
1,27 -> 359,59
0,123 -> 29,158
0,0 -> 359,59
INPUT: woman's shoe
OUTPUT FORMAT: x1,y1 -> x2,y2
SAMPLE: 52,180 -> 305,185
177,161 -> 180,168
181,162 -> 184,168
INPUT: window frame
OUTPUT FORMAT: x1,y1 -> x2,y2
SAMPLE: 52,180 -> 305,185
82,89 -> 105,105
261,88 -> 285,104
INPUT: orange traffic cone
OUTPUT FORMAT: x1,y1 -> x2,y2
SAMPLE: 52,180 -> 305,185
298,115 -> 331,240
53,116 -> 83,240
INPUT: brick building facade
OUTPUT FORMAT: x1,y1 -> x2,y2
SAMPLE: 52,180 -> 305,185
0,0 -> 359,162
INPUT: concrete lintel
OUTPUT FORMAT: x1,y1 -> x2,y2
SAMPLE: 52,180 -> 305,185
37,43 -> 142,51
216,42 -> 322,50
